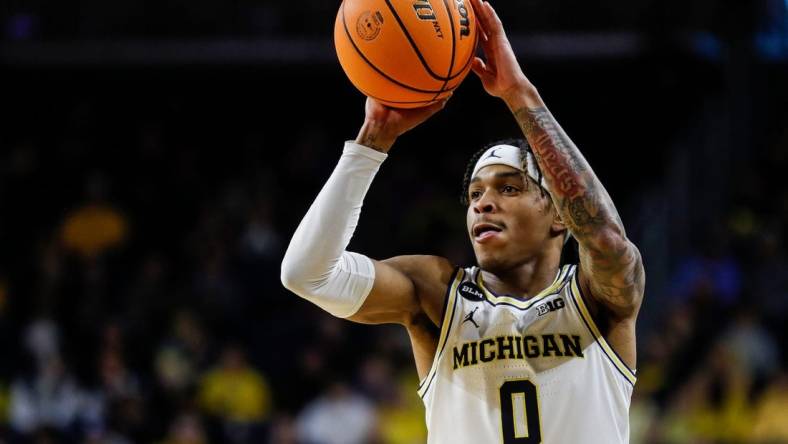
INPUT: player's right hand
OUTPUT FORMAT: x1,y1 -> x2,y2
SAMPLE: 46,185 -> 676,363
469,0 -> 531,104
355,96 -> 449,153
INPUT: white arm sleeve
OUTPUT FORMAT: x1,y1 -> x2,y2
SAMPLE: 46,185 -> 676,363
280,141 -> 387,318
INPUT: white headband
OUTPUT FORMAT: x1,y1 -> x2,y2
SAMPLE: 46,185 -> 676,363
472,144 -> 571,244
472,144 -> 546,190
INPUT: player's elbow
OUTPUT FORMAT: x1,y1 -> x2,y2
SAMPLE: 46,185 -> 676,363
585,227 -> 631,257
281,251 -> 374,319
280,251 -> 312,296
279,264 -> 298,294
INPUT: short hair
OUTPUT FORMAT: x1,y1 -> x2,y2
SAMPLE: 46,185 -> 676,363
460,138 -> 546,206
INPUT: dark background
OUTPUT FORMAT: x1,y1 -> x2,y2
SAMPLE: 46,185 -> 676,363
1,0 -> 788,443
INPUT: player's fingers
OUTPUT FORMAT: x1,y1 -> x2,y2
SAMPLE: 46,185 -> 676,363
478,25 -> 488,43
483,1 -> 504,30
470,0 -> 496,37
471,57 -> 486,74
424,95 -> 452,115
471,57 -> 494,81
477,41 -> 498,70
469,0 -> 485,21
475,23 -> 494,57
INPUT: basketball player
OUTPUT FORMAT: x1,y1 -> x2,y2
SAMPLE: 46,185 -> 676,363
281,0 -> 644,442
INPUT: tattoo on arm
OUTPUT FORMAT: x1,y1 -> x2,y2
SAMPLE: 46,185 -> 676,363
515,106 -> 643,309
514,106 -> 622,239
580,239 -> 644,313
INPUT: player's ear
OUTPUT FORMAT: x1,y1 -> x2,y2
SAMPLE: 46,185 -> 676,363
550,203 -> 568,239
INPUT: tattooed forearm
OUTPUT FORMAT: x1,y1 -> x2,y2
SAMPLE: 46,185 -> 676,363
520,109 -> 584,197
514,103 -> 643,311
567,195 -> 606,228
514,106 -> 623,239
581,238 -> 644,313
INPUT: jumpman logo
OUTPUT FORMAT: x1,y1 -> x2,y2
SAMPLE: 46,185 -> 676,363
484,149 -> 501,160
463,307 -> 480,329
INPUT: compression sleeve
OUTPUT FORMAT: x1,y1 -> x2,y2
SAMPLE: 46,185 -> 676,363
280,141 -> 387,318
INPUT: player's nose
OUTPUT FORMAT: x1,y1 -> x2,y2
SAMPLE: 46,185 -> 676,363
472,191 -> 498,214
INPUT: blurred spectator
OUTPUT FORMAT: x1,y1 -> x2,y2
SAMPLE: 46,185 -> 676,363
24,318 -> 60,368
296,382 -> 376,444
375,373 -> 428,444
156,310 -> 210,395
99,349 -> 140,402
357,355 -> 396,403
751,371 -> 788,442
267,414 -> 299,444
629,390 -> 659,444
84,429 -> 133,444
721,309 -> 780,380
9,355 -> 103,436
60,173 -> 128,261
749,229 -> 788,320
239,198 -> 281,262
658,344 -> 752,443
670,230 -> 742,306
159,412 -> 208,444
198,345 -> 271,442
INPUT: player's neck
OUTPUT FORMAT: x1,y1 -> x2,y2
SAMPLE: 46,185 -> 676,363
480,253 -> 561,300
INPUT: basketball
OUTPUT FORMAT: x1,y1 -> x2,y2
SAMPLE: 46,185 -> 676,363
334,0 -> 478,108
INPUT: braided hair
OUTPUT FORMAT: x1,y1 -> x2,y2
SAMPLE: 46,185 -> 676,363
459,138 -> 546,206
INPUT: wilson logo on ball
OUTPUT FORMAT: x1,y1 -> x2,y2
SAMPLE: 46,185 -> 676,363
455,0 -> 470,38
413,0 -> 444,39
413,0 -> 436,20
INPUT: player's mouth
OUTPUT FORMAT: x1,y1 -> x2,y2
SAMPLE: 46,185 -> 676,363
472,222 -> 504,243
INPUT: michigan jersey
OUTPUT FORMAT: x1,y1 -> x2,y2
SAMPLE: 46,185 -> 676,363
418,264 -> 635,444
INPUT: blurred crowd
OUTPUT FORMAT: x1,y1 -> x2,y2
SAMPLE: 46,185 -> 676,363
628,125 -> 788,443
1,61 -> 787,444
0,97 -> 433,443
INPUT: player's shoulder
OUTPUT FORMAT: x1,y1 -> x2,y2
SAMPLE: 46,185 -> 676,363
382,255 -> 460,327
382,255 -> 457,286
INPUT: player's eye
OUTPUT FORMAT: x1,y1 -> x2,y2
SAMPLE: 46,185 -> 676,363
469,190 -> 482,200
502,185 -> 519,194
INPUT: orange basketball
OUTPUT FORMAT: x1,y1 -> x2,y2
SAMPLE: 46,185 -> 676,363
334,0 -> 478,108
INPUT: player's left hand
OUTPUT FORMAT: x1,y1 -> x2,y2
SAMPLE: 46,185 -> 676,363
469,0 -> 531,103
356,96 -> 450,152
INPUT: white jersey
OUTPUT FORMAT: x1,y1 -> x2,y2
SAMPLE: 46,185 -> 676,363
418,264 -> 636,444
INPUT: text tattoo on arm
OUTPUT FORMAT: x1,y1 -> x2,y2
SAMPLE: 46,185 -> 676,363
515,106 -> 643,312
516,107 -> 621,239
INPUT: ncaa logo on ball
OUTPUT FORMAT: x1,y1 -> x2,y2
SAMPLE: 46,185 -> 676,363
356,11 -> 384,41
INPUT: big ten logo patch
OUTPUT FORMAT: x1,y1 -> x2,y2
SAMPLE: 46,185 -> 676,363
536,298 -> 565,317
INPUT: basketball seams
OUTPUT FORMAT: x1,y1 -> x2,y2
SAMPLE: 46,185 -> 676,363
445,25 -> 477,85
357,84 -> 442,107
384,0 -> 449,82
455,29 -> 478,77
340,0 -> 446,95
336,0 -> 475,106
385,0 -> 467,83
432,0 -> 457,100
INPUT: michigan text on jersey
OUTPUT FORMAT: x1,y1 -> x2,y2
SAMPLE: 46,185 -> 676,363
452,334 -> 583,369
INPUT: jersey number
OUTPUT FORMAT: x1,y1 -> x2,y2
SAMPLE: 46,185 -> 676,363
500,380 -> 542,444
